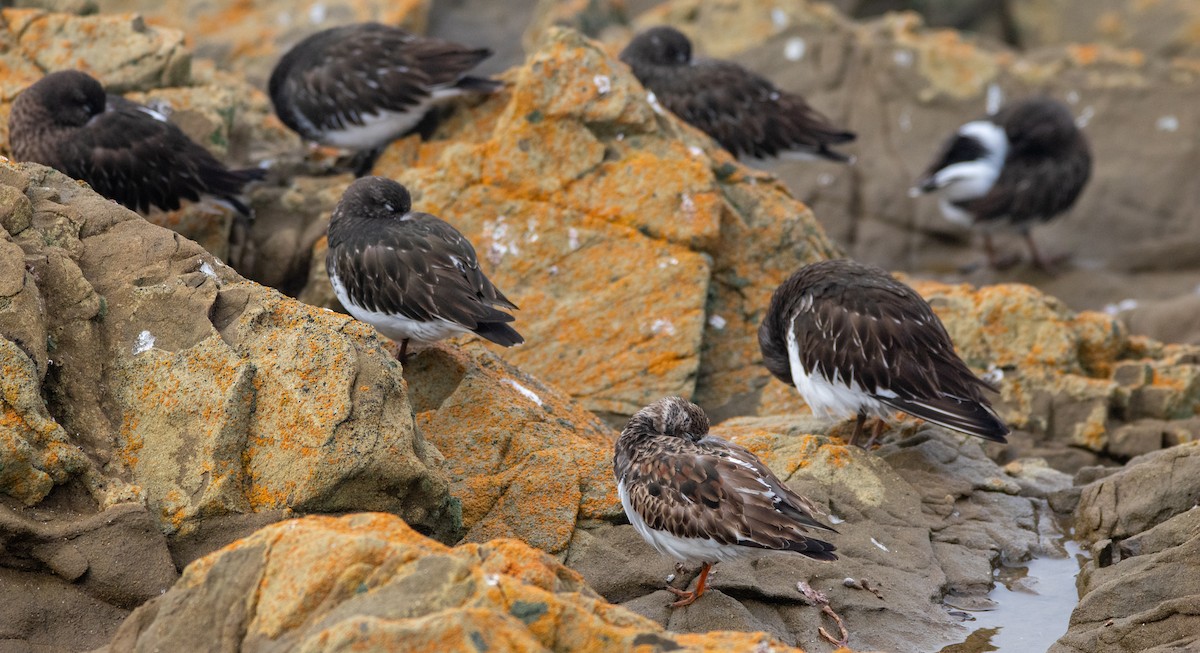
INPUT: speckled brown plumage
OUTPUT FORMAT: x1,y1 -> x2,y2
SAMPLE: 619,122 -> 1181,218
614,397 -> 836,606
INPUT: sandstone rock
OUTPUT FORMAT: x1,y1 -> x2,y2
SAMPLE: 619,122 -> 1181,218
406,341 -> 621,556
1051,441 -> 1200,653
103,0 -> 430,85
106,513 -> 804,653
1013,0 -> 1200,61
568,415 -> 1068,653
1074,441 -> 1200,543
1,158 -> 458,545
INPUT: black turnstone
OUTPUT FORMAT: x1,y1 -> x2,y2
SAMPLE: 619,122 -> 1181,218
619,26 -> 855,162
326,176 -> 522,360
269,23 -> 502,177
614,396 -> 837,608
912,96 -> 1092,270
8,70 -> 262,216
758,259 -> 1009,446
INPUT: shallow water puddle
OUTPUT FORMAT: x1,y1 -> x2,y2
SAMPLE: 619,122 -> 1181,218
939,540 -> 1089,653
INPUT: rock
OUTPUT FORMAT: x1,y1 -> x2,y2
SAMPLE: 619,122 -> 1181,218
1074,441 -> 1200,543
607,0 -> 1200,320
1051,441 -> 1200,653
406,341 -> 621,556
1013,0 -> 1200,61
105,513 -> 804,653
102,0 -> 430,85
0,161 -> 458,649
567,415 -> 1067,653
293,26 -> 838,424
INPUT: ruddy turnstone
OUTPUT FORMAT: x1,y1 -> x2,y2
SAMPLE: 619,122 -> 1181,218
325,176 -> 522,360
912,96 -> 1092,270
614,396 -> 837,608
269,22 -> 502,177
7,70 -> 263,215
758,259 -> 1009,446
619,26 -> 855,162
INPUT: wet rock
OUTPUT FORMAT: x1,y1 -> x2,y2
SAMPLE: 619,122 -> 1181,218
1052,441 -> 1200,653
567,415 -> 1066,653
1075,441 -> 1200,543
106,513 -> 803,653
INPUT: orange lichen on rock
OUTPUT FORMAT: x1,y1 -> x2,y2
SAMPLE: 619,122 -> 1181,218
108,513 -> 807,652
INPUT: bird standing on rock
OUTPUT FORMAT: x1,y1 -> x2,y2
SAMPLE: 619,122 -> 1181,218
758,259 -> 1010,447
325,176 -> 523,362
614,396 -> 837,608
7,70 -> 263,216
912,96 -> 1092,270
619,26 -> 856,162
269,22 -> 503,177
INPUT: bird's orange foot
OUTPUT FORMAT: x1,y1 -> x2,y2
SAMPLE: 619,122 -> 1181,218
666,585 -> 699,607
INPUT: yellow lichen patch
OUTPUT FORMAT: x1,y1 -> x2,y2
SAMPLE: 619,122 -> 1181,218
127,513 -> 806,652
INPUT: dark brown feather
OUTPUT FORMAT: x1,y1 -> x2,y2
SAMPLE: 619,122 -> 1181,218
619,26 -> 854,161
758,259 -> 1009,442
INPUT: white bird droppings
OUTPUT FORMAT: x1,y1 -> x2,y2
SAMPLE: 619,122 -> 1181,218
651,319 -> 676,336
505,379 -> 543,406
133,331 -> 156,355
199,261 -> 217,279
593,74 -> 611,95
1156,115 -> 1179,132
893,50 -> 914,67
828,514 -> 845,525
688,145 -> 704,157
871,537 -> 890,552
307,2 -> 326,23
646,91 -> 665,115
985,83 -> 1004,115
770,7 -> 789,29
708,314 -> 727,330
567,227 -> 581,251
784,37 -> 806,61
1103,298 -> 1138,315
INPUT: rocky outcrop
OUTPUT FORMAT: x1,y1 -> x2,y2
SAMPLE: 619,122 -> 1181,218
0,162 -> 456,649
105,513 -> 804,653
589,0 -> 1200,329
1051,442 -> 1200,652
292,27 -> 840,425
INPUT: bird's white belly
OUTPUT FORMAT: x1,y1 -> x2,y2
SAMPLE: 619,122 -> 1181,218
786,322 -> 891,419
319,88 -> 466,150
329,269 -> 467,342
617,479 -> 742,565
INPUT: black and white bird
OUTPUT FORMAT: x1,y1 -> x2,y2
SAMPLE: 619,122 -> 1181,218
7,70 -> 263,215
614,396 -> 837,608
325,176 -> 522,361
269,23 -> 502,177
912,96 -> 1092,270
619,26 -> 855,162
758,259 -> 1009,446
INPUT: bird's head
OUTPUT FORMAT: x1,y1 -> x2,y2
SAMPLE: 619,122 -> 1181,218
22,70 -> 106,127
620,26 -> 693,67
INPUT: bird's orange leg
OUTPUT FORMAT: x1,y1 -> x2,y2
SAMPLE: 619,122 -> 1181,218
667,562 -> 712,608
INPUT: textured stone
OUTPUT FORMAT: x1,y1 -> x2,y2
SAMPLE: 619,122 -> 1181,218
408,342 -> 620,556
0,159 -> 458,536
106,513 -> 805,653
293,27 -> 839,423
1075,441 -> 1200,543
103,0 -> 430,85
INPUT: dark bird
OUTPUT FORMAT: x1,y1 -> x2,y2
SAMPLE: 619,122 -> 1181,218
758,259 -> 1009,446
7,70 -> 263,215
326,176 -> 522,361
912,96 -> 1092,270
619,26 -> 855,162
614,396 -> 837,608
269,22 -> 502,177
